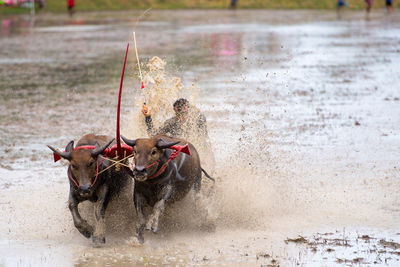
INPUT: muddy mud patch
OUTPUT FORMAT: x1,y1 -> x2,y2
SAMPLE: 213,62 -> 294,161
285,231 -> 400,265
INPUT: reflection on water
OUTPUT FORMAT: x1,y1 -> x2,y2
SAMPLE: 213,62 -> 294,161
0,16 -> 31,36
1,9 -> 400,266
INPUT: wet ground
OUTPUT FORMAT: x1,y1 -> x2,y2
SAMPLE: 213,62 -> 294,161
1,9 -> 400,266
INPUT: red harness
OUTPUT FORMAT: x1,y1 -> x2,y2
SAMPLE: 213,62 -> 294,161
68,156 -> 105,189
132,144 -> 191,180
54,143 -> 190,183
60,146 -> 108,189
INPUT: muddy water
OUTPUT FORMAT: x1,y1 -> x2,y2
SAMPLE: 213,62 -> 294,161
1,9 -> 400,266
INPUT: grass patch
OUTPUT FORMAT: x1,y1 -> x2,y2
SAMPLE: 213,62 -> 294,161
1,0 -> 395,14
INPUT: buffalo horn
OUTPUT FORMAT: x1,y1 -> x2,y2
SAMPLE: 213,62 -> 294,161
47,145 -> 72,161
156,139 -> 180,150
121,136 -> 136,147
91,138 -> 114,157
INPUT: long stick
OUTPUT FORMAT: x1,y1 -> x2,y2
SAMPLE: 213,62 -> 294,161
116,43 -> 129,155
133,7 -> 152,31
133,32 -> 143,82
133,31 -> 146,104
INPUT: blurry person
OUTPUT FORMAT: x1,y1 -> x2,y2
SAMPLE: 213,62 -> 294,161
142,98 -> 215,171
386,0 -> 393,12
230,0 -> 238,8
337,0 -> 349,19
67,0 -> 74,17
365,0 -> 373,13
36,0 -> 44,9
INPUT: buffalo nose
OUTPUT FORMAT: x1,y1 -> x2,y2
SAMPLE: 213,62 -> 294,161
134,166 -> 146,174
79,184 -> 91,193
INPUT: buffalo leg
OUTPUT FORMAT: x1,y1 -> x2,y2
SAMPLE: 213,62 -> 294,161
146,184 -> 173,233
68,192 -> 93,238
193,171 -> 202,206
193,172 -> 202,194
134,190 -> 147,244
92,185 -> 110,246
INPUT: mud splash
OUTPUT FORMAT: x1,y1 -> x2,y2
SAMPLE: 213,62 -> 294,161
127,56 -> 198,138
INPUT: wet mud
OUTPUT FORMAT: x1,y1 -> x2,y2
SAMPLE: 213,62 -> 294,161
1,9 -> 400,266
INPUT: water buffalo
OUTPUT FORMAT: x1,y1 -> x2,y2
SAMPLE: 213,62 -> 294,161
121,134 -> 214,244
48,134 -> 131,246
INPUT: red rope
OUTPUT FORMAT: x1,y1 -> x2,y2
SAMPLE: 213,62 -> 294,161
146,150 -> 183,179
67,157 -> 105,189
68,167 -> 79,188
74,146 -> 95,151
130,144 -> 190,180
91,157 -> 105,187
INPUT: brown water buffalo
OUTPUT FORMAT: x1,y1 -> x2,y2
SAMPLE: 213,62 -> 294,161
47,134 -> 131,246
121,134 -> 214,244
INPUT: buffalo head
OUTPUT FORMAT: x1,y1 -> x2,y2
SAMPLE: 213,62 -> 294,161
48,138 -> 114,196
122,136 -> 179,182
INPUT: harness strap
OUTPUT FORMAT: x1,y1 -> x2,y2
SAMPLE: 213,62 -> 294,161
147,160 -> 170,180
145,145 -> 190,180
68,167 -> 79,188
53,144 -> 133,163
74,145 -> 95,150
91,157 -> 105,187
67,157 -> 105,189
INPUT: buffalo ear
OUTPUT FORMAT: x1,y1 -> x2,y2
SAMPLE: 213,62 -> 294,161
91,138 -> 114,157
65,140 -> 74,152
121,136 -> 136,147
156,138 -> 180,150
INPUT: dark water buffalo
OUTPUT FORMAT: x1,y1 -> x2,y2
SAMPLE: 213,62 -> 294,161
48,134 -> 131,246
122,134 -> 214,244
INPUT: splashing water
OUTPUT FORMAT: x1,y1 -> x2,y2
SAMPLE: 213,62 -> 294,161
126,56 -> 200,138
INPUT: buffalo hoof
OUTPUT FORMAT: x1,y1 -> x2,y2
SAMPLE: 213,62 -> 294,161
145,224 -> 158,233
77,224 -> 94,239
145,216 -> 159,233
92,236 -> 106,247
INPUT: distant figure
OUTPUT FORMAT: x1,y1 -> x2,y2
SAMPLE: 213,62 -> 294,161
365,0 -> 373,13
67,0 -> 74,16
337,0 -> 349,19
230,0 -> 238,8
386,0 -> 393,12
36,0 -> 44,9
337,0 -> 349,9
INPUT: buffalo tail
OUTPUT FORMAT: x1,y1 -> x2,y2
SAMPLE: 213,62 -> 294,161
201,168 -> 215,182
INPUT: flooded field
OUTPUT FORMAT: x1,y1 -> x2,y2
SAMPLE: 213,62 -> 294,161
1,9 -> 400,266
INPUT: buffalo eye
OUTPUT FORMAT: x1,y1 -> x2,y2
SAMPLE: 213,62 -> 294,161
151,149 -> 157,156
88,160 -> 95,167
71,164 -> 78,170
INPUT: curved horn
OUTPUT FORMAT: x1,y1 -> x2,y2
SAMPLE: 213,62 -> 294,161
47,145 -> 72,161
91,138 -> 114,157
156,139 -> 180,150
121,135 -> 136,147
